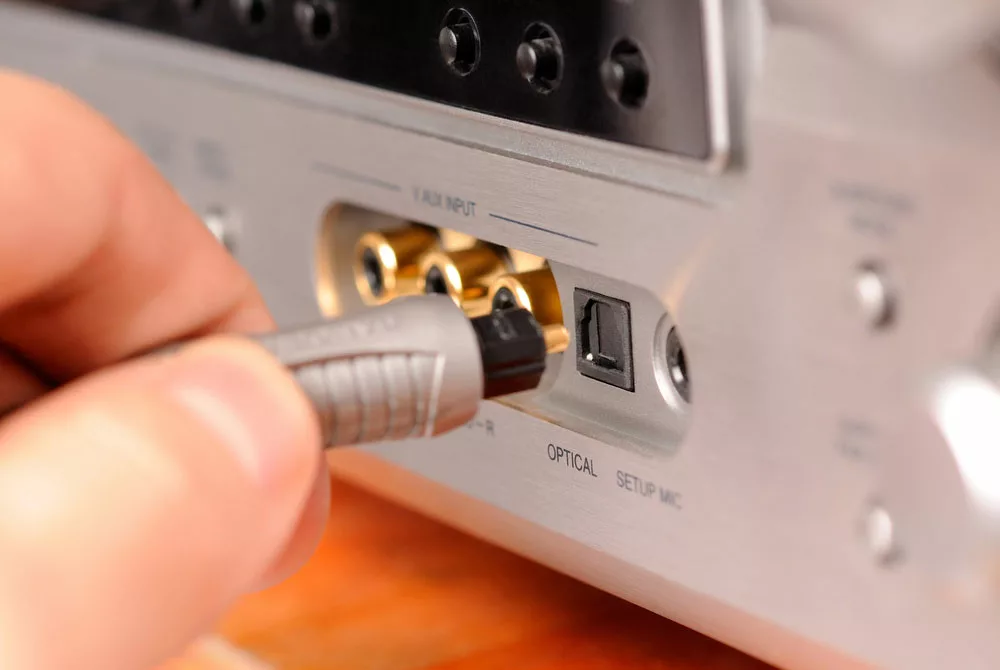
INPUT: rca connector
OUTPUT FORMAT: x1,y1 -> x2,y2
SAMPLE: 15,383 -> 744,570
489,268 -> 570,354
419,244 -> 509,316
354,226 -> 439,305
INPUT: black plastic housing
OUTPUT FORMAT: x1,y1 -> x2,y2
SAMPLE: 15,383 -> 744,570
37,0 -> 713,159
471,308 -> 547,399
574,288 -> 634,392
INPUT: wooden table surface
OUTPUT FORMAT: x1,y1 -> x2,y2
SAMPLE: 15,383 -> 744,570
168,475 -> 772,670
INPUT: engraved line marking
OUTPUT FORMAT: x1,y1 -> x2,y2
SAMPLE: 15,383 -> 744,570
322,361 -> 343,446
489,213 -> 598,247
405,354 -> 422,439
382,355 -> 399,440
350,358 -> 370,442
315,362 -> 336,447
423,355 -> 446,438
338,360 -> 363,446
311,162 -> 402,192
375,354 -> 393,443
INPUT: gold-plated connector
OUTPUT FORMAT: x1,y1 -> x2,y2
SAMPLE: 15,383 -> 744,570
354,226 -> 439,305
419,244 -> 509,316
488,267 -> 569,354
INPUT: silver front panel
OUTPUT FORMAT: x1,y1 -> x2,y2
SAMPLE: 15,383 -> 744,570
3,4 -> 1000,668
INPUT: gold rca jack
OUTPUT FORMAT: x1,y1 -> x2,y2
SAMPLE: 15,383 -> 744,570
488,267 -> 570,354
354,225 -> 440,305
419,243 -> 509,316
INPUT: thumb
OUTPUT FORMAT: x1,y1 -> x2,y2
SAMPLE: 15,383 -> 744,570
0,338 -> 322,670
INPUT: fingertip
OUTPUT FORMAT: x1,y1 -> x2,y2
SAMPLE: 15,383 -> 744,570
0,335 -> 324,669
254,467 -> 332,590
163,336 -> 323,493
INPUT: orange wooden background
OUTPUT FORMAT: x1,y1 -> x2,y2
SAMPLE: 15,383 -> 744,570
168,476 -> 772,670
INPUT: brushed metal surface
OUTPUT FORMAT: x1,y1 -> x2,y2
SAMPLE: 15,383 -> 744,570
3,3 -> 1000,669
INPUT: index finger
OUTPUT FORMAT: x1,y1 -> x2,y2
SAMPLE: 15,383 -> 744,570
0,71 -> 273,381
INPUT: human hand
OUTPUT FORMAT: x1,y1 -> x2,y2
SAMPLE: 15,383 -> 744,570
0,71 -> 327,669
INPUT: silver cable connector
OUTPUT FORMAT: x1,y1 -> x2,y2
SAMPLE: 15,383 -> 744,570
253,295 -> 547,448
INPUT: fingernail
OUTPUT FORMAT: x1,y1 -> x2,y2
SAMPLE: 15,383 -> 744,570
159,338 -> 319,486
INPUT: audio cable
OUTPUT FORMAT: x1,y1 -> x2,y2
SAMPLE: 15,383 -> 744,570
1,295 -> 548,449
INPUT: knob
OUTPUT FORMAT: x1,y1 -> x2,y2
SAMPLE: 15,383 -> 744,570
231,0 -> 272,27
601,40 -> 649,109
439,9 -> 481,76
294,0 -> 338,46
516,25 -> 563,93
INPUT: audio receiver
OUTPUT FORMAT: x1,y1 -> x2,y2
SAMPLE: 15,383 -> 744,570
4,1 -> 1000,668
